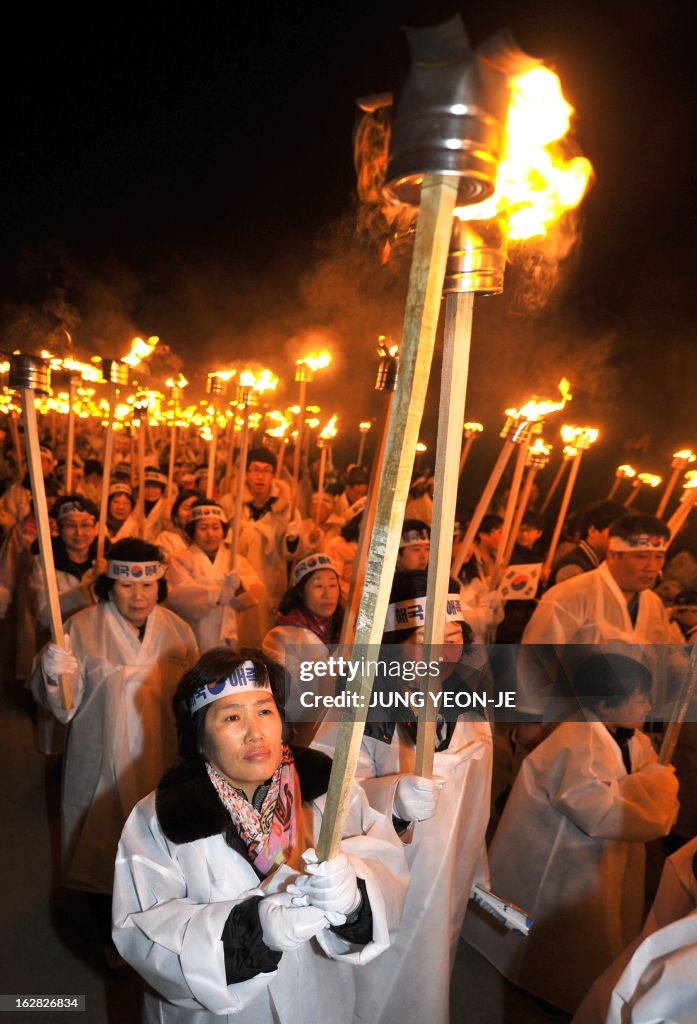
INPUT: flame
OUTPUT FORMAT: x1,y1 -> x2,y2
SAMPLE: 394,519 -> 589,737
506,378 -> 572,423
636,473 -> 661,488
305,418 -> 320,430
454,67 -> 593,239
528,438 -> 552,458
563,444 -> 578,458
377,335 -> 399,358
416,442 -> 428,453
122,335 -> 159,368
39,350 -> 104,383
166,373 -> 189,389
683,471 -> 697,491
266,410 -> 293,438
359,421 -> 372,433
239,368 -> 279,394
616,464 -> 637,479
0,360 -> 10,374
463,421 -> 484,434
560,424 -> 599,449
297,351 -> 332,373
319,415 -> 339,441
673,449 -> 696,462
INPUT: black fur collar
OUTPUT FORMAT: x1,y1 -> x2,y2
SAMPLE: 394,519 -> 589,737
155,745 -> 333,847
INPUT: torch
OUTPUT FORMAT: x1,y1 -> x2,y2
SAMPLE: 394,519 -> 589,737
540,441 -> 577,513
667,472 -> 697,539
501,437 -> 551,568
165,374 -> 188,500
339,340 -> 399,648
0,356 -> 24,481
291,352 -> 331,498
133,391 -> 153,533
9,354 -> 73,710
458,421 -> 484,479
314,416 -> 338,524
206,371 -> 235,500
356,421 -> 372,467
657,450 -> 696,519
607,464 -> 636,500
452,382 -> 572,580
317,14 -> 533,860
543,426 -> 599,573
96,359 -> 129,562
624,472 -> 662,509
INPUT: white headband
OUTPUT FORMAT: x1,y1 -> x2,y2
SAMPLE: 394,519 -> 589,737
608,535 -> 669,553
106,560 -> 166,581
400,528 -> 430,547
292,553 -> 338,588
56,500 -> 95,522
189,660 -> 271,714
109,482 -> 133,499
384,595 -> 465,632
190,504 -> 225,523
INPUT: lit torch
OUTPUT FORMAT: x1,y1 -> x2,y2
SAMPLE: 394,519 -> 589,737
97,359 -> 130,562
458,422 -> 484,479
291,351 -> 331,500
452,380 -> 572,580
165,374 -> 189,499
607,464 -> 637,500
657,449 -> 696,519
314,416 -> 339,524
624,471 -> 662,509
667,472 -> 697,540
540,426 -> 581,512
502,437 -> 552,566
543,426 -> 600,573
356,422 -> 372,467
206,370 -> 236,499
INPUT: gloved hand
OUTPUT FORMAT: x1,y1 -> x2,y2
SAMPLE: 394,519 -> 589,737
287,849 -> 361,920
219,570 -> 242,604
41,636 -> 78,685
433,740 -> 485,775
393,774 -> 445,822
258,890 -> 330,952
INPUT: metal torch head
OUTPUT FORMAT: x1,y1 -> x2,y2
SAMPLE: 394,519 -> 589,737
9,353 -> 50,394
384,17 -> 536,208
376,352 -> 399,392
102,359 -> 129,386
444,216 -> 508,294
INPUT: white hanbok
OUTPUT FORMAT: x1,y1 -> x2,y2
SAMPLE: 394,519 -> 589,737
31,601 -> 198,892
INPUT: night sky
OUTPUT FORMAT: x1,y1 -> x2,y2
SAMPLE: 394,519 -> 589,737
1,1 -> 695,511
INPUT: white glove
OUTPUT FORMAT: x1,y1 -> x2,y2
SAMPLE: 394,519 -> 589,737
433,740 -> 485,775
287,849 -> 361,920
219,570 -> 241,604
393,774 -> 445,822
258,890 -> 330,952
41,636 -> 78,685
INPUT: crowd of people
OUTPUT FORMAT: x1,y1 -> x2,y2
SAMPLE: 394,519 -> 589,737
0,417 -> 695,1023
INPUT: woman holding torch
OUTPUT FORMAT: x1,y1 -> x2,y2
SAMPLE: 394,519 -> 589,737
112,647 -> 408,1024
30,538 -> 198,964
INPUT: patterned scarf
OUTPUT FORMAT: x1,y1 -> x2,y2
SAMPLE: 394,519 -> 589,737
206,745 -> 298,876
278,605 -> 341,645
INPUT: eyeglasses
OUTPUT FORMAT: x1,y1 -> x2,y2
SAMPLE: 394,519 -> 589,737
248,465 -> 273,475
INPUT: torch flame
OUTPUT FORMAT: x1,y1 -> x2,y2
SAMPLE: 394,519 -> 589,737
122,336 -> 159,368
506,378 -> 572,423
377,336 -> 399,358
560,424 -> 599,449
359,421 -> 372,433
463,421 -> 484,434
684,471 -> 697,491
266,411 -> 293,438
319,415 -> 339,441
673,449 -> 696,462
297,351 -> 332,373
454,67 -> 593,239
239,368 -> 279,394
416,442 -> 428,453
166,373 -> 189,389
529,438 -> 552,458
617,464 -> 637,479
637,473 -> 662,488
563,444 -> 578,458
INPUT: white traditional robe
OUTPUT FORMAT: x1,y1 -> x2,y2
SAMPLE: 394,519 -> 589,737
31,601 -> 198,892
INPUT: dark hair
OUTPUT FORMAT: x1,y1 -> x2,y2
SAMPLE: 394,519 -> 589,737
340,510 -> 363,542
519,511 -> 545,531
344,465 -> 369,487
246,447 -> 277,472
93,538 -> 168,602
399,518 -> 431,549
578,500 -> 627,540
54,493 -> 99,524
609,514 -> 670,543
184,499 -> 230,540
83,459 -> 103,477
170,488 -> 201,527
172,648 -> 286,761
478,514 -> 503,538
571,653 -> 652,710
382,570 -> 472,645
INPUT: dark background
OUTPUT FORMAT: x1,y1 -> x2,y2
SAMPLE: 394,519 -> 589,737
1,1 -> 694,513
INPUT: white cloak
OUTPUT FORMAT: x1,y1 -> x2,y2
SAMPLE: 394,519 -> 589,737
464,720 -> 679,1013
113,783 -> 408,1024
31,601 -> 198,892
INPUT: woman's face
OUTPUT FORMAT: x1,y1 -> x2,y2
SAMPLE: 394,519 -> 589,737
202,689 -> 283,800
109,494 -> 132,522
194,518 -> 224,555
302,569 -> 340,619
111,578 -> 159,627
59,512 -> 96,561
174,495 -> 197,528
